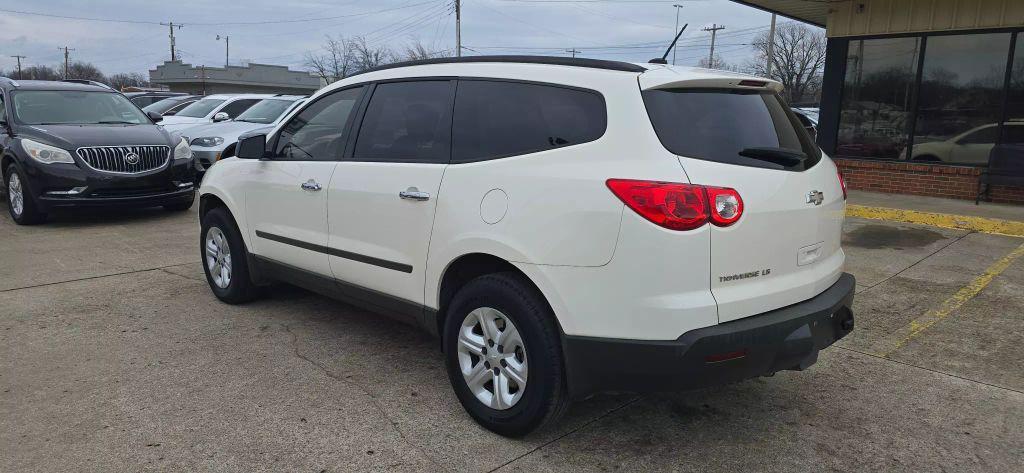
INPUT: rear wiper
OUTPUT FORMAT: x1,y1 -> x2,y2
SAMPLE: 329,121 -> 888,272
738,147 -> 807,168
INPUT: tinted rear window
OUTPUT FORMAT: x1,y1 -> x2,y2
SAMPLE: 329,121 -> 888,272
642,89 -> 821,171
452,80 -> 606,162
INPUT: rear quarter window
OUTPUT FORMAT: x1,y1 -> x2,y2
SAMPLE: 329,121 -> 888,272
452,80 -> 606,163
642,89 -> 821,171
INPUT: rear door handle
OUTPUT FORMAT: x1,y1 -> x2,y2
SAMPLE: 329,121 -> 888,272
301,179 -> 322,191
399,188 -> 430,201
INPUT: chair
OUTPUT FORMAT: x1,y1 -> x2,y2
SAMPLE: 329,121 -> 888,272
977,143 -> 1024,204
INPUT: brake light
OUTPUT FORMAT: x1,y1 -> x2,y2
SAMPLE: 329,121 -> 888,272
837,170 -> 847,200
606,179 -> 743,230
705,186 -> 743,226
606,179 -> 708,231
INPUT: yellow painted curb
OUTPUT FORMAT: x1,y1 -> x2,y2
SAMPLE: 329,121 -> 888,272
846,205 -> 1024,237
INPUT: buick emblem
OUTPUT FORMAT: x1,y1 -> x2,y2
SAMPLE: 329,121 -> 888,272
124,152 -> 140,165
806,190 -> 824,206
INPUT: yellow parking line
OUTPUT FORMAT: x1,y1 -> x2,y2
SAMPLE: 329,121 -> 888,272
879,241 -> 1024,357
847,205 -> 1024,237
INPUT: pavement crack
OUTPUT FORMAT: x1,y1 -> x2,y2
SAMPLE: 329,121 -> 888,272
487,395 -> 645,472
0,261 -> 200,293
857,230 -> 974,295
280,323 -> 449,472
836,346 -> 1023,395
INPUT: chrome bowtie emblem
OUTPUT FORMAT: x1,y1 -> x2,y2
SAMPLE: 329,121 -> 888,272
806,190 -> 824,206
124,152 -> 140,165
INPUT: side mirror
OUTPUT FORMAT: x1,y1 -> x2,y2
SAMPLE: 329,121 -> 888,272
147,111 -> 163,123
212,112 -> 230,122
236,134 -> 268,159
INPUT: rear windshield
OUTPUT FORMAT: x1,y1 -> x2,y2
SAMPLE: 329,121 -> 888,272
174,98 -> 225,118
642,89 -> 821,171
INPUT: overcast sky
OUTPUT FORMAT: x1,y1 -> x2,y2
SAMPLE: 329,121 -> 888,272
0,0 -> 814,76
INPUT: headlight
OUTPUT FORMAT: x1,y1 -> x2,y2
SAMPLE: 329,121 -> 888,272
173,137 -> 192,161
190,136 -> 224,148
21,138 -> 75,164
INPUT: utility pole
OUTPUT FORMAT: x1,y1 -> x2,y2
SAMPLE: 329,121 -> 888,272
566,48 -> 581,58
455,0 -> 461,57
160,22 -> 183,61
765,14 -> 777,77
702,24 -> 725,67
9,55 -> 26,79
58,46 -> 75,79
672,4 -> 683,65
199,65 -> 206,95
217,35 -> 229,67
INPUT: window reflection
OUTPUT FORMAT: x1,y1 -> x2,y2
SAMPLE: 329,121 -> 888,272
837,37 -> 920,160
909,33 -> 1011,165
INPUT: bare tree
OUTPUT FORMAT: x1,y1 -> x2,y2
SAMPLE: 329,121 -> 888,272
749,23 -> 827,104
351,36 -> 397,72
403,39 -> 451,61
304,35 -> 356,84
697,54 -> 732,71
66,61 -> 106,82
18,65 -> 61,81
107,72 -> 150,90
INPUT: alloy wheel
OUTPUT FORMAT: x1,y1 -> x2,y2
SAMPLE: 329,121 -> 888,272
8,173 -> 24,217
456,307 -> 529,410
205,227 -> 232,288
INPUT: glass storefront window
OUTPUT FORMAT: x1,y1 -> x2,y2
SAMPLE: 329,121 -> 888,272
837,37 -> 920,160
909,33 -> 1012,165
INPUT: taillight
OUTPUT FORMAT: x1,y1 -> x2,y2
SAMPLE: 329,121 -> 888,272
837,170 -> 847,200
606,179 -> 743,231
705,186 -> 743,226
606,179 -> 708,231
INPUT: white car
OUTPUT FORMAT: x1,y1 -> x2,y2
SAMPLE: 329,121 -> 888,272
180,95 -> 307,172
903,122 -> 1023,165
197,57 -> 854,436
158,94 -> 271,133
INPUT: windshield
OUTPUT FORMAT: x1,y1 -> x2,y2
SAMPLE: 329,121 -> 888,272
11,90 -> 150,125
642,89 -> 821,171
174,98 -> 226,118
235,99 -> 298,124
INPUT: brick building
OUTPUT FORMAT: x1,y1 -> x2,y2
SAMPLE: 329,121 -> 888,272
731,0 -> 1024,204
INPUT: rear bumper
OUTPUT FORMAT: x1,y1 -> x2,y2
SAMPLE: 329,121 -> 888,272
562,273 -> 855,399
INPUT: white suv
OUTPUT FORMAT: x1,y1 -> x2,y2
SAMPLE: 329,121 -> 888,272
197,57 -> 855,436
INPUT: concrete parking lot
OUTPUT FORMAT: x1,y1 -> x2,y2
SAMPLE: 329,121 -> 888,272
2,196 -> 1023,472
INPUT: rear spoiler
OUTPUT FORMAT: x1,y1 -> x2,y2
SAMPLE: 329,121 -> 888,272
639,68 -> 783,93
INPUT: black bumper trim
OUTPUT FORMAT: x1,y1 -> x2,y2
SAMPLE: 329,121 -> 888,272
38,188 -> 195,208
562,273 -> 856,399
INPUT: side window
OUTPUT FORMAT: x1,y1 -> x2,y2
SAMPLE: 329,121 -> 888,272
273,86 -> 364,161
352,81 -> 453,163
166,101 -> 194,114
0,93 -> 6,124
959,126 -> 998,145
219,99 -> 260,118
452,80 -> 606,163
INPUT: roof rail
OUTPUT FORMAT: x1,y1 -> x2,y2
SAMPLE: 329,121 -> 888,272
61,79 -> 115,91
0,76 -> 19,87
350,55 -> 647,77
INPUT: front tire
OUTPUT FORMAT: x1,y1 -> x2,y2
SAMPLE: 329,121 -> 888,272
200,207 -> 259,303
5,164 -> 47,225
443,272 -> 569,437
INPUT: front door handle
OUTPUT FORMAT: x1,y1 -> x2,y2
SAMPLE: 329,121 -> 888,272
399,187 -> 430,201
301,179 -> 322,191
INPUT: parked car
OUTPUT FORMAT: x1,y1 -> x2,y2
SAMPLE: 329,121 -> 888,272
791,108 -> 818,141
124,91 -> 187,108
142,95 -> 201,116
900,122 -> 1024,165
182,95 -> 306,174
0,78 -> 196,224
197,57 -> 854,436
158,94 -> 270,133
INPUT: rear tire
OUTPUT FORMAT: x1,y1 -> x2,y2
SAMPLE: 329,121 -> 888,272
443,272 -> 569,437
5,164 -> 47,225
200,207 -> 259,304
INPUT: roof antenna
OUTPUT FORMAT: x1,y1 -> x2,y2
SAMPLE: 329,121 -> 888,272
649,24 -> 688,64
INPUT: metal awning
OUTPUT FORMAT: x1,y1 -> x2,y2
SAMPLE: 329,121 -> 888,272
728,1 -> 829,27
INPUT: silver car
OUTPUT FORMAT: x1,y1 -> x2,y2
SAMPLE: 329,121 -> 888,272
183,95 -> 306,172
